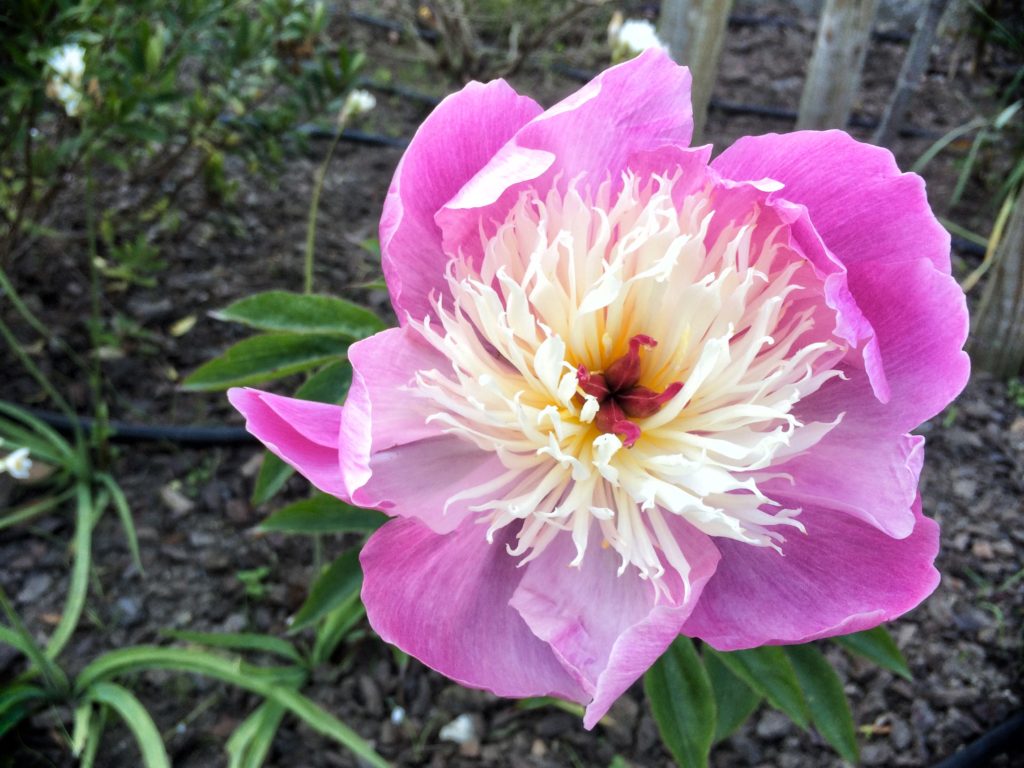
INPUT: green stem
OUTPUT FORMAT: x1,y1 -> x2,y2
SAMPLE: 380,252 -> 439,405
303,127 -> 345,295
84,160 -> 109,462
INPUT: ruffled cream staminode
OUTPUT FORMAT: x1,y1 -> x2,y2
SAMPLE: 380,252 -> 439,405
411,171 -> 846,591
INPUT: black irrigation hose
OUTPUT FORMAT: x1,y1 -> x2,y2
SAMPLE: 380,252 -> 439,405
26,408 -> 256,447
932,709 -> 1024,768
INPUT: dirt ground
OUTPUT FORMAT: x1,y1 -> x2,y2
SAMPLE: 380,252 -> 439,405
1,1 -> 1021,766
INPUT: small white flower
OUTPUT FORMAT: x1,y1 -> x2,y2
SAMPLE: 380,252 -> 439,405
47,44 -> 85,84
3,447 -> 32,480
339,89 -> 376,126
609,19 -> 670,62
45,43 -> 86,117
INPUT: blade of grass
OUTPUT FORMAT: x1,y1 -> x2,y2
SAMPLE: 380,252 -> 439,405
46,482 -> 95,660
0,488 -> 76,532
96,473 -> 143,573
76,647 -> 389,768
86,682 -> 170,768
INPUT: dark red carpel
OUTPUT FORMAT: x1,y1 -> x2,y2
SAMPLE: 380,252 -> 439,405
577,334 -> 682,447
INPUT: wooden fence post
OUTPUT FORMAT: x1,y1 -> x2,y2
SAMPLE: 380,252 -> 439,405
797,0 -> 879,130
659,0 -> 735,142
970,192 -> 1024,378
873,0 -> 950,146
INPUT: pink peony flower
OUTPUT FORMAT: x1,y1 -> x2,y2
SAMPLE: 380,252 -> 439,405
229,50 -> 969,727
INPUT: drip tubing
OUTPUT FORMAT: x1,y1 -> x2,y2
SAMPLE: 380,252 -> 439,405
931,709 -> 1024,768
25,409 -> 257,447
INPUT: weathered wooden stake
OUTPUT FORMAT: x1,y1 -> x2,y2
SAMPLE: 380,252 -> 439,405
971,192 -> 1024,378
658,0 -> 735,142
797,0 -> 879,130
873,0 -> 950,146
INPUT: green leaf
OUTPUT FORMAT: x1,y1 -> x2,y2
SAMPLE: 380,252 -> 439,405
75,647 -> 389,768
46,483 -> 95,661
0,401 -> 77,464
213,291 -> 383,339
784,645 -> 859,763
252,453 -> 293,505
86,683 -> 170,768
833,627 -> 911,680
164,630 -> 304,665
183,333 -> 349,391
227,700 -> 288,768
97,473 -> 143,573
704,649 -> 761,742
0,685 -> 47,739
290,548 -> 362,633
0,488 -> 76,532
312,592 -> 365,665
706,647 -> 809,729
644,637 -> 715,768
260,495 -> 385,535
294,359 -> 352,404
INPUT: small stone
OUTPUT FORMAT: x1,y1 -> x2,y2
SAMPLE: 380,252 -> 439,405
160,484 -> 195,516
225,499 -> 252,524
862,743 -> 894,766
458,740 -> 481,758
438,713 -> 477,745
357,674 -> 383,717
970,540 -> 994,559
953,479 -> 977,499
188,530 -> 217,548
991,540 -> 1015,557
17,573 -> 52,604
112,596 -> 145,628
530,739 -> 547,758
755,710 -> 792,740
890,717 -> 912,751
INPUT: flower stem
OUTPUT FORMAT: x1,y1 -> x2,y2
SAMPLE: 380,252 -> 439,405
303,125 -> 345,295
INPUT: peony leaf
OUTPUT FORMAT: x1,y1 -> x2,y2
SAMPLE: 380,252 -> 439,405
183,333 -> 349,391
213,291 -> 384,339
833,626 -> 911,680
705,647 -> 809,729
644,637 -> 715,767
704,648 -> 762,742
294,359 -> 353,404
252,453 -> 292,505
784,645 -> 859,763
259,494 -> 385,535
289,548 -> 363,633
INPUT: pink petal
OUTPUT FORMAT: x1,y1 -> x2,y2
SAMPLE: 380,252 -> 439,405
681,496 -> 939,650
710,130 -> 951,272
801,258 -> 969,435
342,326 -> 500,533
351,436 -> 510,534
510,518 -> 720,728
761,430 -> 923,539
228,388 -> 347,499
380,81 -> 542,324
340,326 -> 443,494
437,49 -> 693,263
360,518 -> 588,702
